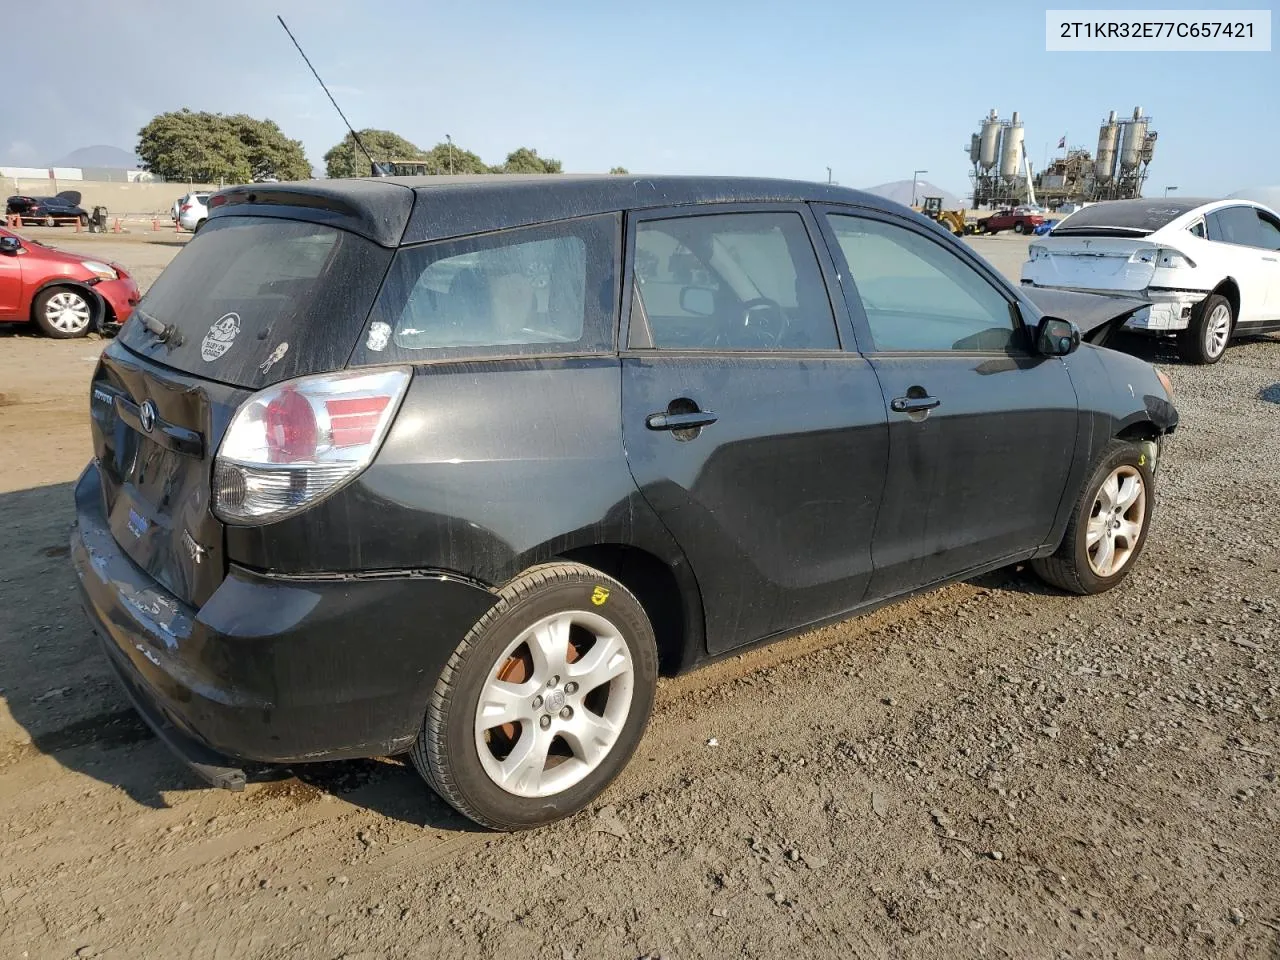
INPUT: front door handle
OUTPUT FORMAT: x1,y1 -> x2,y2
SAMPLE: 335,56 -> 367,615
890,395 -> 941,414
646,410 -> 718,431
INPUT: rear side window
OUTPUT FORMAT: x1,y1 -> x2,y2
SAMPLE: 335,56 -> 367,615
1206,206 -> 1263,246
119,216 -> 392,388
353,214 -> 619,364
630,211 -> 839,351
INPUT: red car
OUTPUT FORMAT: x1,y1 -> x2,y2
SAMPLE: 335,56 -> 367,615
0,226 -> 139,338
982,208 -> 1046,235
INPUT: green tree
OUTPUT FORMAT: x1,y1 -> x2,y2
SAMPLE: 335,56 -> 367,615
609,166 -> 629,175
226,115 -> 311,181
323,129 -> 426,178
421,141 -> 489,175
137,109 -> 310,183
500,147 -> 562,174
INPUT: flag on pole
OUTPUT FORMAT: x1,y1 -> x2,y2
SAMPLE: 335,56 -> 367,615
1057,136 -> 1067,149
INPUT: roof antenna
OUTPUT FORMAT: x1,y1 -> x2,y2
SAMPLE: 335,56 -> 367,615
277,15 -> 384,176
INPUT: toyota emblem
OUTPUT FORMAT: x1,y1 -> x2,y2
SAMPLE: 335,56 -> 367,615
139,399 -> 157,434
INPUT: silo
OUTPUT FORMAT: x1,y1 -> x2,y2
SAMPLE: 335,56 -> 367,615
978,109 -> 1001,171
1120,106 -> 1148,171
1095,110 -> 1119,182
968,133 -> 981,165
999,111 -> 1024,179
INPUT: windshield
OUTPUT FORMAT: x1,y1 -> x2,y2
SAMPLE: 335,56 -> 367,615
118,216 -> 392,388
1053,199 -> 1207,235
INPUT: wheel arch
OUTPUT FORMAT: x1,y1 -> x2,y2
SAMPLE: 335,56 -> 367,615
29,279 -> 105,328
554,542 -> 705,677
1210,277 -> 1240,324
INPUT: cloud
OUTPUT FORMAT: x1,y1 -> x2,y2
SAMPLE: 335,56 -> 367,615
2,141 -> 42,165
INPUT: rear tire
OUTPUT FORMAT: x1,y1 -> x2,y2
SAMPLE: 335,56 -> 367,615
194,218 -> 206,233
1032,440 -> 1155,595
411,562 -> 658,831
1177,293 -> 1232,365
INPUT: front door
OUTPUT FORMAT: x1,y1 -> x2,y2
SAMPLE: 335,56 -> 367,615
817,207 -> 1078,600
0,237 -> 23,318
620,205 -> 889,653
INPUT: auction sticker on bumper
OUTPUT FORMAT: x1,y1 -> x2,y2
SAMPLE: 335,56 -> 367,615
201,313 -> 241,361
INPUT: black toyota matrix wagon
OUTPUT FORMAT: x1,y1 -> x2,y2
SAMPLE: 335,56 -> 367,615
72,175 -> 1178,829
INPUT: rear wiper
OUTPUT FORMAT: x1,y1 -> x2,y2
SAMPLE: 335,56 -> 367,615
137,312 -> 183,346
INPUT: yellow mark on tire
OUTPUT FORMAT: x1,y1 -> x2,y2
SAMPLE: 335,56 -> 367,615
591,586 -> 610,606
1138,454 -> 1146,466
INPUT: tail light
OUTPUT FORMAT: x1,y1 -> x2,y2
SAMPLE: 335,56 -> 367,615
212,368 -> 410,524
1132,247 -> 1196,269
180,204 -> 191,214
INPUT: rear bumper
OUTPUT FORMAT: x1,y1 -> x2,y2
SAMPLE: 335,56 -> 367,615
1121,289 -> 1205,334
71,461 -> 496,773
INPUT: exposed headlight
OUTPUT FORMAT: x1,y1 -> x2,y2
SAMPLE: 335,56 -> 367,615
1028,244 -> 1049,261
1156,368 -> 1174,398
79,260 -> 118,281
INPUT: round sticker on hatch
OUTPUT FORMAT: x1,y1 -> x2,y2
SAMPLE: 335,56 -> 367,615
201,312 -> 241,362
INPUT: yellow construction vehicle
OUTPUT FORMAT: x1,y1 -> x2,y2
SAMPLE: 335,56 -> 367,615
915,196 -> 979,236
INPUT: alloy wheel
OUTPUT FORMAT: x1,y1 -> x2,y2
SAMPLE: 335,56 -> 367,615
474,609 -> 634,798
1085,465 -> 1147,577
1204,302 -> 1231,359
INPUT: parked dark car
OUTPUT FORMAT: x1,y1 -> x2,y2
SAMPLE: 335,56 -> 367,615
6,195 -> 89,226
71,176 -> 1178,830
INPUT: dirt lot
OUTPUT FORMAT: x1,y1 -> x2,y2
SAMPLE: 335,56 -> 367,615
1,234 -> 1278,959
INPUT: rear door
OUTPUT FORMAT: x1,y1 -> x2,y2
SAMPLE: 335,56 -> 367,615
620,204 -> 889,653
816,207 -> 1078,599
1204,205 -> 1272,325
95,215 -> 392,607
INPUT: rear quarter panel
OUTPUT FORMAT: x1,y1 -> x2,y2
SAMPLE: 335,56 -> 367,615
224,357 -> 691,585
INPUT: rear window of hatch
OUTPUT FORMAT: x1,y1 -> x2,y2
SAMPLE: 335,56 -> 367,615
117,216 -> 393,389
348,213 -> 621,366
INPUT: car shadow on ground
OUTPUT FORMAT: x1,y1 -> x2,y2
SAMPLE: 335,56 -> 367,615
0,481 -> 484,829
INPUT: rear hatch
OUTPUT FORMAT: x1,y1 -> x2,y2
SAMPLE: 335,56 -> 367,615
1024,236 -> 1159,292
92,215 -> 393,607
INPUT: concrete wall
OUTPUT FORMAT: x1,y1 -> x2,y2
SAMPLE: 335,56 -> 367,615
5,178 -> 221,216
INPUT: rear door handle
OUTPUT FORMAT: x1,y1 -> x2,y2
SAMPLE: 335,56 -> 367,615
1263,256 -> 1278,262
646,411 -> 718,431
890,395 -> 941,414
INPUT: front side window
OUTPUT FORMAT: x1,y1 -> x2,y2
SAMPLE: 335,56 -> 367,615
1254,211 -> 1280,251
355,213 -> 619,363
826,214 -> 1017,353
631,211 -> 838,351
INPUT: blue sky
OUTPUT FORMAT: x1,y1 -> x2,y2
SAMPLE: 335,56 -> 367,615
5,0 -> 1276,196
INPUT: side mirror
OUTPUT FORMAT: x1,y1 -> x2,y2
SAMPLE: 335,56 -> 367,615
679,285 -> 716,317
1036,316 -> 1080,356
0,236 -> 21,255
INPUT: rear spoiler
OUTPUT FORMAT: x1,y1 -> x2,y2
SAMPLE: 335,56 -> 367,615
206,179 -> 416,247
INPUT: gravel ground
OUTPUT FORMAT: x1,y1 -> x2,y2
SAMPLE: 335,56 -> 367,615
0,233 -> 1277,959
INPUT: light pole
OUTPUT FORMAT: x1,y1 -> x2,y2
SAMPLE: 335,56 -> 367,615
912,169 -> 928,207
445,134 -> 455,175
1164,185 -> 1178,197
826,166 -> 833,184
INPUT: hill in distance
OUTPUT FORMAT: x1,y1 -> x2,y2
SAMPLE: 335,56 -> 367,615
861,179 -> 964,210
50,145 -> 142,169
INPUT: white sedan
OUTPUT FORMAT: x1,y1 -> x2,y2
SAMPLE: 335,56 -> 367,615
1021,198 -> 1280,363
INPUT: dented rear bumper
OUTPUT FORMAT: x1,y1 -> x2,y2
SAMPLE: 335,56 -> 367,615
70,461 -> 496,778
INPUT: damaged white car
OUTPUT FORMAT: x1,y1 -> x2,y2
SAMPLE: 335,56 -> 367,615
1021,198 -> 1280,364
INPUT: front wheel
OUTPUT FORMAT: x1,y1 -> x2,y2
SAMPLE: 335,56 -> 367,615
33,287 -> 94,338
412,562 -> 658,830
1013,221 -> 1026,234
1032,440 -> 1156,595
1178,293 -> 1232,364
